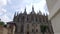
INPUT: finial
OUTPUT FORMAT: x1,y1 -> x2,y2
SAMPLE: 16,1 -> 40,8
38,10 -> 42,15
14,12 -> 16,16
24,7 -> 27,15
30,5 -> 36,14
43,13 -> 45,16
32,5 -> 34,12
46,13 -> 48,16
17,12 -> 19,16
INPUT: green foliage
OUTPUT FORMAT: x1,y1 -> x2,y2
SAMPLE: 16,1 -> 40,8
40,25 -> 48,34
0,21 -> 5,25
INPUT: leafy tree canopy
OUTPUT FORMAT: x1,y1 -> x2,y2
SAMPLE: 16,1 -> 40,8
0,21 -> 5,25
40,25 -> 48,33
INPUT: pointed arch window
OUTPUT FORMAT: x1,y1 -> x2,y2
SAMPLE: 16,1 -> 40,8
21,16 -> 25,22
27,16 -> 29,22
27,24 -> 29,28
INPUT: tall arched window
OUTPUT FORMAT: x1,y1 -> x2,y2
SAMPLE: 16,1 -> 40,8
39,18 -> 41,22
21,25 -> 24,32
31,16 -> 34,22
21,16 -> 25,22
27,24 -> 29,28
27,16 -> 29,22
36,17 -> 38,22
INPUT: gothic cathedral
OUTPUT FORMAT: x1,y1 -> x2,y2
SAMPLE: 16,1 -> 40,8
13,6 -> 54,34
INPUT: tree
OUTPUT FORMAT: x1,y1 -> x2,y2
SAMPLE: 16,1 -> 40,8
40,25 -> 48,34
0,21 -> 5,25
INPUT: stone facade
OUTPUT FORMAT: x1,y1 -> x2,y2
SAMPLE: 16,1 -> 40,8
13,6 -> 54,34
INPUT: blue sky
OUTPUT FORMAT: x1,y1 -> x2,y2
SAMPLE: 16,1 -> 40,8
0,0 -> 48,23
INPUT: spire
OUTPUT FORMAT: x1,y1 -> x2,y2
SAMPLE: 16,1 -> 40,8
13,12 -> 17,21
24,7 -> 27,15
46,13 -> 48,16
17,12 -> 19,16
32,6 -> 34,12
38,10 -> 42,15
19,11 -> 23,16
30,5 -> 35,14
43,13 -> 45,16
14,12 -> 16,16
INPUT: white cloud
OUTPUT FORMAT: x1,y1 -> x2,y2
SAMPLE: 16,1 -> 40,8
2,8 -> 7,12
0,0 -> 47,22
10,0 -> 46,14
34,0 -> 46,13
0,8 -> 7,15
0,0 -> 12,23
0,0 -> 7,7
7,0 -> 12,4
0,0 -> 8,15
0,14 -> 12,23
14,0 -> 46,14
25,0 -> 46,14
